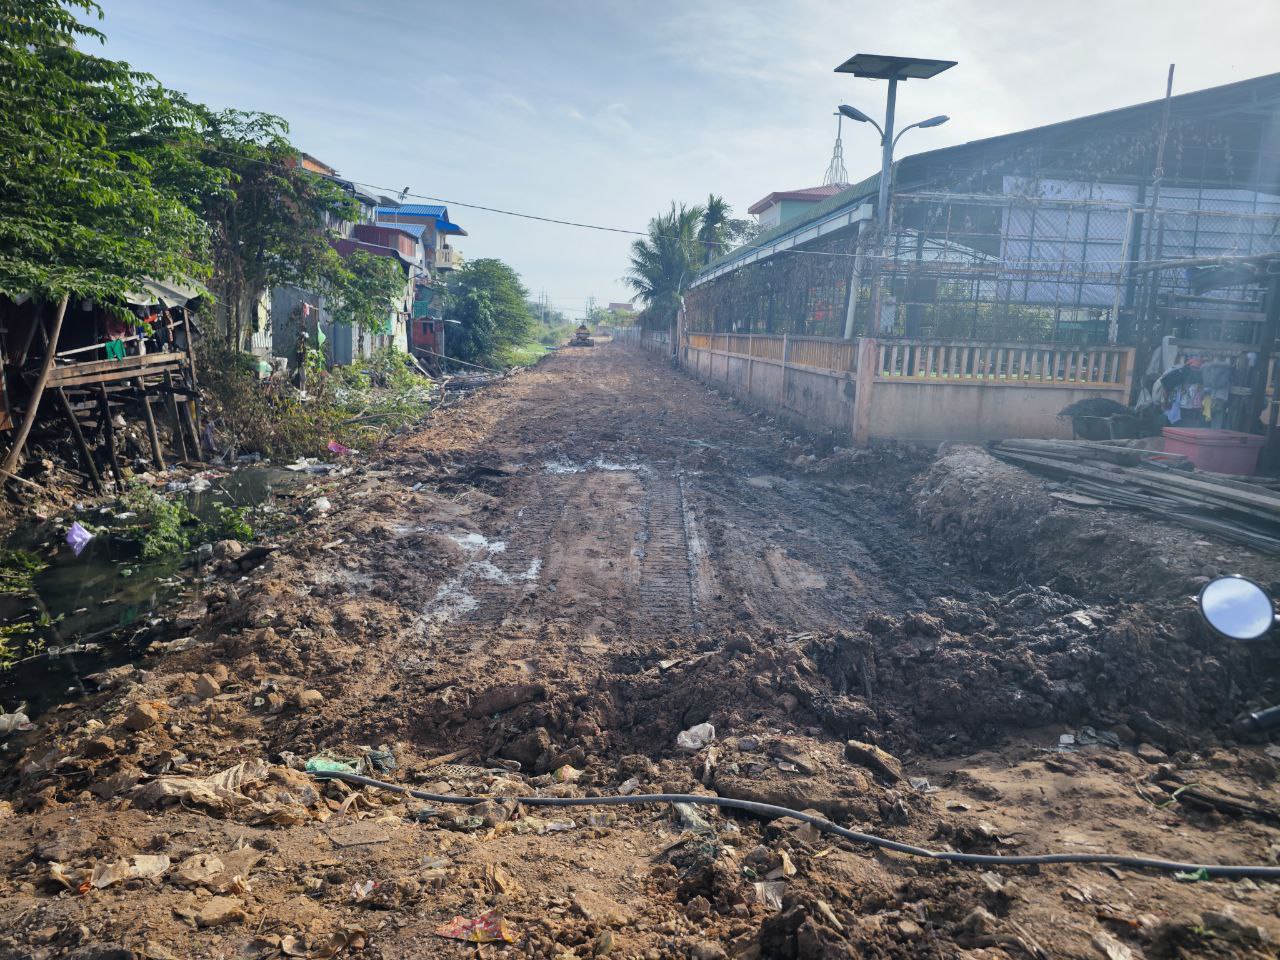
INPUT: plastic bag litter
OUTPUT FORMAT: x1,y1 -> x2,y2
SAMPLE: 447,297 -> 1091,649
91,854 -> 170,888
434,909 -> 516,944
752,880 -> 787,911
676,722 -> 716,751
131,758 -> 270,812
327,440 -> 355,456
0,708 -> 32,736
66,521 -> 94,556
305,756 -> 358,775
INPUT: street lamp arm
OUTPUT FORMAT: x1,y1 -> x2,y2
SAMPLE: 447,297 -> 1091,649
892,114 -> 949,150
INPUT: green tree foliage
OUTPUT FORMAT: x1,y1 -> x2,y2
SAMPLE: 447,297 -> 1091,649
625,202 -> 702,329
445,259 -> 535,366
325,251 -> 405,334
189,109 -> 357,348
0,0 -> 209,301
627,196 -> 760,329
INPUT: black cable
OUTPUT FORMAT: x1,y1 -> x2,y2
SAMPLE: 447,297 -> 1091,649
311,771 -> 1280,879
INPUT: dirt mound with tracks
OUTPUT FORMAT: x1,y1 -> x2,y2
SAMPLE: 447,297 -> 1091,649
1,345 -> 1279,960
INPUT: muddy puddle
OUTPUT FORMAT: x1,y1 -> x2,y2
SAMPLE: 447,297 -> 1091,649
0,465 -> 309,718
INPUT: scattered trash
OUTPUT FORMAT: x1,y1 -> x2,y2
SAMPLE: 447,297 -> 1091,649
751,880 -> 786,911
0,707 -> 32,736
312,497 -> 333,514
327,440 -> 355,456
618,777 -> 640,795
66,521 -> 94,556
673,802 -> 714,834
1174,867 -> 1210,882
909,777 -> 939,793
305,755 -> 358,775
91,854 -> 170,889
434,909 -> 516,944
1057,726 -> 1122,752
676,722 -> 716,752
350,879 -> 378,902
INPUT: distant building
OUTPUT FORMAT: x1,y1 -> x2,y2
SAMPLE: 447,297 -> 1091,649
607,301 -> 636,317
374,204 -> 469,362
747,184 -> 846,230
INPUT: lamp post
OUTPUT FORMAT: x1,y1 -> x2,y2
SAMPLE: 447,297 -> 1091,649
834,54 -> 955,339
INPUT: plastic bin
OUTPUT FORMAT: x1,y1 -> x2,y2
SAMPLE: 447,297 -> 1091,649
1162,427 -> 1265,476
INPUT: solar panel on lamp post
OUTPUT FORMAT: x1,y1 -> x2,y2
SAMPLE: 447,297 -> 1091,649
835,54 -> 955,341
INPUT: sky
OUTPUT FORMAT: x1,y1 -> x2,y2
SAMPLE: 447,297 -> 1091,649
96,0 -> 1280,320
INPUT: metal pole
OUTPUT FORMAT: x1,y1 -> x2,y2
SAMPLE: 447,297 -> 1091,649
870,78 -> 899,338
875,78 -> 899,226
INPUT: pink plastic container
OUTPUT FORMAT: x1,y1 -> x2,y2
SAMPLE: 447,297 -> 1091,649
1162,427 -> 1265,476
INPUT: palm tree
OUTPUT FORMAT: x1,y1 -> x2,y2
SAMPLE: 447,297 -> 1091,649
696,193 -> 733,265
625,202 -> 703,328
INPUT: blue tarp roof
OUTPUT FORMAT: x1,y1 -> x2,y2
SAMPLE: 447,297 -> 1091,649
378,204 -> 446,219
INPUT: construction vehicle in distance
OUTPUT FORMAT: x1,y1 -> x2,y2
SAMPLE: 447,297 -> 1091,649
570,323 -> 595,347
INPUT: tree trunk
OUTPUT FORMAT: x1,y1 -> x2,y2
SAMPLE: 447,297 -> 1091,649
2,293 -> 69,478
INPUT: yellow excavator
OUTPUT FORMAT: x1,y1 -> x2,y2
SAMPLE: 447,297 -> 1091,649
570,323 -> 595,347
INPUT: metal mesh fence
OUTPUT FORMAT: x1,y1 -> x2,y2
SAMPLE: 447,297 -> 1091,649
686,186 -> 1280,345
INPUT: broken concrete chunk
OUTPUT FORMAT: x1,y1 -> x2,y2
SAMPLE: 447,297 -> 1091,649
844,739 -> 903,782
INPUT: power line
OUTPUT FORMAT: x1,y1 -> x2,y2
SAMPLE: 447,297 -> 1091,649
178,142 -> 1274,271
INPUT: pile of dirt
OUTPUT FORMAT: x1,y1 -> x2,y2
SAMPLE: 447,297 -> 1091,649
1,348 -> 1279,959
914,444 -> 1280,600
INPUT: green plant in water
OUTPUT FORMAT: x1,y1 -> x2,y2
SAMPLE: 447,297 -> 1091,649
0,549 -> 48,595
210,504 -> 254,542
120,483 -> 199,559
0,620 -> 45,669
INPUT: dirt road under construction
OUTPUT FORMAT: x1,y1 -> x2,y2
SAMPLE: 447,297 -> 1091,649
2,343 -> 1280,959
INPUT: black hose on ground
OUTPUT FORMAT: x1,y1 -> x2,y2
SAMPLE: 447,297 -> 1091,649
310,770 -> 1280,879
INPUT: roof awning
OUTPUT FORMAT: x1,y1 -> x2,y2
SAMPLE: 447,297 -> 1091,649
436,219 -> 468,236
122,279 -> 207,310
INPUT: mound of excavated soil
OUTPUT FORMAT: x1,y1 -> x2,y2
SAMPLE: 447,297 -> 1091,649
1,350 -> 1279,960
914,444 -> 1280,600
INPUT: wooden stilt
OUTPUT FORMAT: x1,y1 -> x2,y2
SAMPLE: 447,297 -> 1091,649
134,376 -> 165,471
55,388 -> 103,494
162,371 -> 189,462
97,384 -> 125,492
2,293 -> 70,478
176,310 -> 203,451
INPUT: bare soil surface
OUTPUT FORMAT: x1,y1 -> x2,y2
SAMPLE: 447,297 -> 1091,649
2,343 -> 1280,959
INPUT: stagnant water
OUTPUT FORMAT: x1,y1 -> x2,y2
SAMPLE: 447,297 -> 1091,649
0,465 -> 310,719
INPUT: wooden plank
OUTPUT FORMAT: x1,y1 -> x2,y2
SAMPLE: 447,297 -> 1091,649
47,351 -> 188,382
49,361 -> 184,389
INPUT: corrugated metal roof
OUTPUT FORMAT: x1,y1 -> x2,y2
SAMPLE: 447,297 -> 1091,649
375,221 -> 426,239
701,70 -> 1280,280
378,204 -> 447,219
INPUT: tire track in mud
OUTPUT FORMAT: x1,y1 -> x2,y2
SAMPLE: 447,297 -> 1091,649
419,345 -> 957,640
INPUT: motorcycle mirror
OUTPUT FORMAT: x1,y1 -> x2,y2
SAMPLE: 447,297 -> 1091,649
1198,576 -> 1275,642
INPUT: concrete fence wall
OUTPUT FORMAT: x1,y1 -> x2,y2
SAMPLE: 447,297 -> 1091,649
670,332 -> 1135,444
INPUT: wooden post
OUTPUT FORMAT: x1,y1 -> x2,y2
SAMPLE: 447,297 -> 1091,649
852,337 -> 878,447
2,293 -> 71,478
134,377 -> 165,471
162,371 -> 189,462
176,310 -> 203,451
745,335 -> 754,399
97,384 -> 125,492
55,388 -> 103,495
